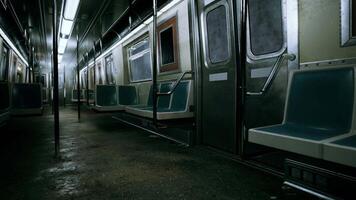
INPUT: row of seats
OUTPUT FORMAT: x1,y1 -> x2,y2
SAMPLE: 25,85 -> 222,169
93,80 -> 194,120
71,89 -> 95,103
125,80 -> 193,120
249,66 -> 356,168
94,85 -> 137,111
0,83 -> 43,119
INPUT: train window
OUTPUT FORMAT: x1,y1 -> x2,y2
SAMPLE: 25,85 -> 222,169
89,66 -> 95,89
11,55 -> 17,82
158,17 -> 179,72
341,0 -> 356,46
248,0 -> 284,57
206,4 -> 230,64
105,54 -> 116,84
96,62 -> 103,84
0,45 -> 9,81
127,38 -> 152,82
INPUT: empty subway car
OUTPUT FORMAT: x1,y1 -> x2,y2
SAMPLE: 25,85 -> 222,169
2,0 -> 356,199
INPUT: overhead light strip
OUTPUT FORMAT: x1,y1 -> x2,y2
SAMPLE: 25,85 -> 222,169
0,27 -> 29,66
88,0 -> 183,67
58,0 -> 81,65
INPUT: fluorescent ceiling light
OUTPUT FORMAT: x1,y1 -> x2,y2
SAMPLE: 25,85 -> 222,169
58,54 -> 63,63
61,19 -> 73,35
0,28 -> 29,66
58,38 -> 68,54
64,0 -> 80,20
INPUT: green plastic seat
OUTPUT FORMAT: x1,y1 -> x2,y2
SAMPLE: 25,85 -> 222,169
249,67 -> 354,158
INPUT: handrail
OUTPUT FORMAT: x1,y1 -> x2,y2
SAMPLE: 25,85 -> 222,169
156,71 -> 193,96
246,53 -> 296,96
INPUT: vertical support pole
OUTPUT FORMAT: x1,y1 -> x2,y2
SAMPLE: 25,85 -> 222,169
29,46 -> 32,83
77,30 -> 81,121
236,0 -> 248,156
31,47 -> 35,83
152,0 -> 158,126
86,55 -> 89,106
93,44 -> 96,106
63,66 -> 66,107
52,0 -> 60,157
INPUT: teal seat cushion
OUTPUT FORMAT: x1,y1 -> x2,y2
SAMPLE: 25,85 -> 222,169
286,67 -> 354,134
96,85 -> 118,106
331,135 -> 356,147
256,123 -> 347,141
118,86 -> 137,105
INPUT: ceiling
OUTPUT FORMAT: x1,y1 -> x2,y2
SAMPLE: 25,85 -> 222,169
1,0 -> 170,74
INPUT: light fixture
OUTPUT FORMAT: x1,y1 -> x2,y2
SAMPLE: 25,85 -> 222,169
64,0 -> 80,20
58,38 -> 68,54
0,28 -> 29,66
61,19 -> 73,36
58,54 -> 63,63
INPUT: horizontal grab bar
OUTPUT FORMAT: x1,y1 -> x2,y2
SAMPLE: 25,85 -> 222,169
247,53 -> 296,96
156,71 -> 193,96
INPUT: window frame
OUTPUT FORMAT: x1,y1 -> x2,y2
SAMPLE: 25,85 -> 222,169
104,53 -> 115,85
126,35 -> 152,83
341,0 -> 356,46
246,0 -> 287,61
157,16 -> 180,74
0,42 -> 9,82
202,0 -> 232,68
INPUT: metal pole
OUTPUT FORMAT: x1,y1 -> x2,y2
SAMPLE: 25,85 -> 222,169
152,0 -> 158,126
237,0 -> 248,156
93,44 -> 96,106
77,30 -> 81,121
52,0 -> 60,157
63,65 -> 66,107
31,47 -> 35,83
86,54 -> 89,106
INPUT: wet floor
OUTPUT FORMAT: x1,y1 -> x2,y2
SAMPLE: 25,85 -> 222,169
0,106 -> 317,199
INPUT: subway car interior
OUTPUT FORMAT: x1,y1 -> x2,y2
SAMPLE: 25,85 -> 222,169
0,0 -> 356,199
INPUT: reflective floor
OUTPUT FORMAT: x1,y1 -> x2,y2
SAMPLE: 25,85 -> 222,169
0,106 -> 316,199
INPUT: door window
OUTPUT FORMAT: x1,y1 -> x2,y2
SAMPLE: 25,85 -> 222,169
248,0 -> 284,58
205,4 -> 230,65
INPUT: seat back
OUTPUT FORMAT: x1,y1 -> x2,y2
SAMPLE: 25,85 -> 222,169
118,86 -> 137,105
146,85 -> 153,106
72,89 -> 85,100
285,67 -> 354,134
0,82 -> 10,110
96,85 -> 118,106
158,82 -> 172,109
12,83 -> 42,109
87,90 -> 95,101
170,80 -> 190,112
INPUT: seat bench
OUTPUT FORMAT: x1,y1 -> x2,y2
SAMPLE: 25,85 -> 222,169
93,85 -> 137,112
125,80 -> 193,120
11,83 -> 43,115
323,134 -> 356,168
71,89 -> 86,102
248,66 -> 355,161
